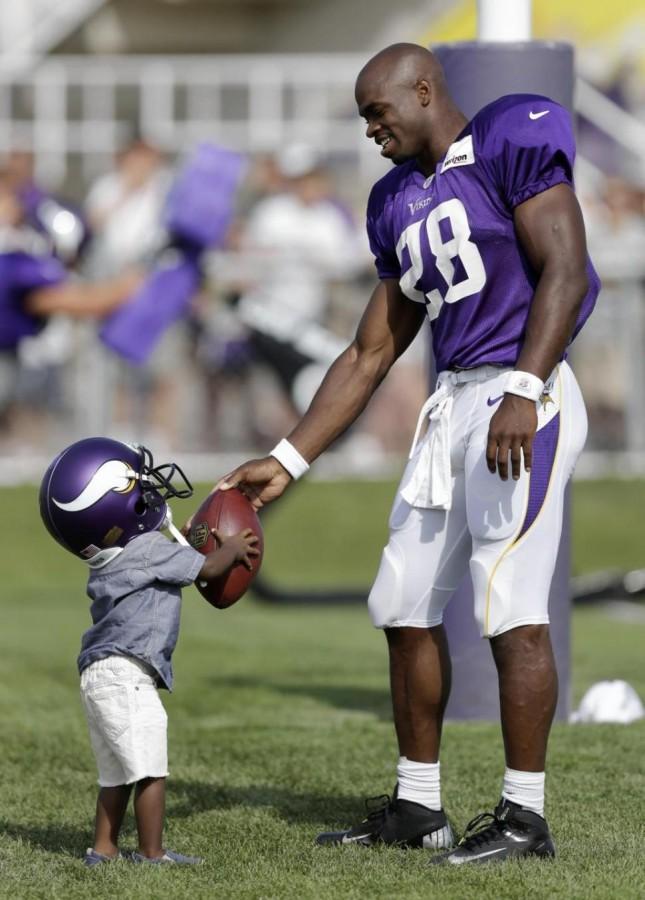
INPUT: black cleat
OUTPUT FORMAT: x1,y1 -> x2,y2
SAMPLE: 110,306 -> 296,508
430,798 -> 556,865
316,791 -> 454,849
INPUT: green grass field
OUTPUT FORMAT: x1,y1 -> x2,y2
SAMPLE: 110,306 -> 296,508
0,480 -> 644,899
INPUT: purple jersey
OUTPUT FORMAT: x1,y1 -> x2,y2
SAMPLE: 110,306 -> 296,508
0,251 -> 67,350
366,94 -> 600,372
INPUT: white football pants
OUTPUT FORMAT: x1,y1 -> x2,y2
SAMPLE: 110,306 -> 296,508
368,361 -> 587,637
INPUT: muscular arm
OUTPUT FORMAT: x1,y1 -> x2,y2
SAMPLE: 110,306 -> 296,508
487,183 -> 590,479
288,278 -> 425,462
217,279 -> 425,507
513,182 -> 589,380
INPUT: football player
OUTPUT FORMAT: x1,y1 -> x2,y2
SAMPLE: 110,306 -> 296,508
216,43 -> 600,864
40,438 -> 259,865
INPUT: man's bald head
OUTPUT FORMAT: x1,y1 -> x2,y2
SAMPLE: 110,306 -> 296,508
354,43 -> 462,171
355,43 -> 447,101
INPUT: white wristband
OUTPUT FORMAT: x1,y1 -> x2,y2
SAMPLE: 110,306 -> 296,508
270,438 -> 310,480
504,370 -> 545,402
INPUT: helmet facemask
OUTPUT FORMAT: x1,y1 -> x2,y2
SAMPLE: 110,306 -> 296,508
138,444 -> 193,506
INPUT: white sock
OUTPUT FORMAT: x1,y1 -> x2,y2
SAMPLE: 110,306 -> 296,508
502,767 -> 545,816
396,755 -> 442,811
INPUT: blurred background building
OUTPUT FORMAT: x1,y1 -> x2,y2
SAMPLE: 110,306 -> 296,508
1,0 -> 644,479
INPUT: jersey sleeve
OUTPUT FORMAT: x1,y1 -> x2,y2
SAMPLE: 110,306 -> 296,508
481,97 -> 576,209
12,253 -> 68,293
366,184 -> 400,280
143,531 -> 204,586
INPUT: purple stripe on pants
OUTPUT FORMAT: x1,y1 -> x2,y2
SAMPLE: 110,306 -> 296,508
517,412 -> 560,540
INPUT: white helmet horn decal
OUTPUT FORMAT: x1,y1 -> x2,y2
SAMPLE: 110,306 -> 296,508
52,460 -> 137,512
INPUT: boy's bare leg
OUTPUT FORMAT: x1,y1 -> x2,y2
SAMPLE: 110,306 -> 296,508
134,777 -> 166,858
93,784 -> 132,857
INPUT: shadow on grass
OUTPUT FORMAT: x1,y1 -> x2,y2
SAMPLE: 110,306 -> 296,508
0,820 -> 90,855
168,780 -> 375,828
0,786 -> 376,855
206,674 -> 392,721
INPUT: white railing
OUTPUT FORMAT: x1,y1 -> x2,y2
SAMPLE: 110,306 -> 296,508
2,56 -> 644,196
0,54 -> 384,192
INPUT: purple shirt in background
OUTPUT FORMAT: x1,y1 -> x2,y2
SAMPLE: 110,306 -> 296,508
366,94 -> 600,373
0,251 -> 67,350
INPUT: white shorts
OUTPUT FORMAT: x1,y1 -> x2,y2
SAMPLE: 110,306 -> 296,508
80,655 -> 169,787
368,361 -> 587,638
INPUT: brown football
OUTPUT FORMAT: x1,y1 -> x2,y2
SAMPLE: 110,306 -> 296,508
188,488 -> 263,609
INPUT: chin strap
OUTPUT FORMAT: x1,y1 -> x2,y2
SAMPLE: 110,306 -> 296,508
163,507 -> 190,547
86,546 -> 124,569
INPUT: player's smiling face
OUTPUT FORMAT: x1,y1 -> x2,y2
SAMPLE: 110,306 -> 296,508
355,77 -> 426,165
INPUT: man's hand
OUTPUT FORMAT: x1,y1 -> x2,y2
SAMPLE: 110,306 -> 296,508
216,455 -> 292,509
182,455 -> 289,536
486,394 -> 538,481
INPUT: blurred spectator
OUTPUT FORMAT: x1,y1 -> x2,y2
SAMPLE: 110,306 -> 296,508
0,174 -> 140,449
84,139 -> 171,277
4,150 -> 47,227
574,174 -> 645,450
234,152 -> 285,218
4,148 -> 89,265
234,144 -> 370,431
83,138 -> 181,449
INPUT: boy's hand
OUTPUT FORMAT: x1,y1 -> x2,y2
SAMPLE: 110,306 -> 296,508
212,527 -> 260,571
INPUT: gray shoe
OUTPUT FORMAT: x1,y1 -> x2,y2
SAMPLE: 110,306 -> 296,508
83,848 -> 121,867
130,849 -> 204,865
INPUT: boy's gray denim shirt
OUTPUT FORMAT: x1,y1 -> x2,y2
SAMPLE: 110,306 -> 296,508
77,530 -> 204,690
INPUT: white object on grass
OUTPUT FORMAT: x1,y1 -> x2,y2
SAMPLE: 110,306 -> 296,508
570,680 -> 644,724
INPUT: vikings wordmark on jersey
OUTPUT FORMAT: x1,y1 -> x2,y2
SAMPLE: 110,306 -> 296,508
366,94 -> 600,372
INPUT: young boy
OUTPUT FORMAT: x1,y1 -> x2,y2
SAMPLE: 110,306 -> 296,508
39,436 -> 259,866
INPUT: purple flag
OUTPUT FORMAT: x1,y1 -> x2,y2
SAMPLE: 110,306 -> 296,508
100,142 -> 246,364
99,250 -> 201,365
164,143 -> 247,250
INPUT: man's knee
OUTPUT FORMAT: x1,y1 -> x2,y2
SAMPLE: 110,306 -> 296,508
490,623 -> 555,671
492,622 -> 550,649
386,623 -> 445,647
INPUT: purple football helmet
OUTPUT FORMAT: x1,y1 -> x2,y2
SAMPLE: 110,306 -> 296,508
39,437 -> 193,567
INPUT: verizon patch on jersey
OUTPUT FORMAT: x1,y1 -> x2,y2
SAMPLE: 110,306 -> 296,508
440,135 -> 475,174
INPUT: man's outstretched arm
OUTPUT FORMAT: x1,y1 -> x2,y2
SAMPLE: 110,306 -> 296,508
219,278 -> 426,508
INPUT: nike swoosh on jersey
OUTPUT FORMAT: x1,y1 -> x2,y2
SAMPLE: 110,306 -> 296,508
529,110 -> 550,120
487,394 -> 504,407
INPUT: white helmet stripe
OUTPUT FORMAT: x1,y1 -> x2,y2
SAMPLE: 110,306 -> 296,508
52,460 -> 136,512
